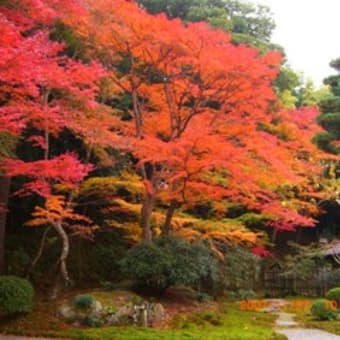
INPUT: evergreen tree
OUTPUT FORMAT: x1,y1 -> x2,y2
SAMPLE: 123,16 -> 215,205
314,58 -> 340,154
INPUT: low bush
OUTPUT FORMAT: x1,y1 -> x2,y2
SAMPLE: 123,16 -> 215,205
310,299 -> 336,321
120,236 -> 217,294
83,315 -> 102,327
0,275 -> 34,316
72,294 -> 95,310
196,292 -> 211,303
227,289 -> 256,300
325,287 -> 340,308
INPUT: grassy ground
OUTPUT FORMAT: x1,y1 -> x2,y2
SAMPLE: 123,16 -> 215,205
0,289 -> 285,340
58,303 -> 285,340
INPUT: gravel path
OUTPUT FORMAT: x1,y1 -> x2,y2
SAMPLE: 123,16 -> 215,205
276,328 -> 340,340
274,304 -> 340,340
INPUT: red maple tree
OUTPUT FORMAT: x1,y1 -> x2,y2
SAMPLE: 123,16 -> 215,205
0,0 -> 109,288
70,0 -> 326,246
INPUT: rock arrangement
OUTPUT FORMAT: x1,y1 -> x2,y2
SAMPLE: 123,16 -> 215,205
57,295 -> 165,328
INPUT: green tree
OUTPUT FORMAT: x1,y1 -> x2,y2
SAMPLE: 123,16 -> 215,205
296,79 -> 320,108
314,58 -> 340,154
137,0 -> 275,42
274,66 -> 300,109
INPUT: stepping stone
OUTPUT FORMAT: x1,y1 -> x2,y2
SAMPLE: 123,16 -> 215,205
275,312 -> 298,327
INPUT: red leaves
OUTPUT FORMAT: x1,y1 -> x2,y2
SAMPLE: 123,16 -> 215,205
261,202 -> 316,231
0,0 -> 328,247
2,154 -> 93,197
0,4 -> 106,137
68,0 -> 327,239
252,245 -> 271,257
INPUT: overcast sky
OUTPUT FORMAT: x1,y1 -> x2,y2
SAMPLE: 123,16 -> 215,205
253,0 -> 340,86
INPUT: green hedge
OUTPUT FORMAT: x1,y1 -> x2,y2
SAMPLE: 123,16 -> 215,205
326,287 -> 340,308
310,299 -> 336,321
120,236 -> 217,294
0,276 -> 34,316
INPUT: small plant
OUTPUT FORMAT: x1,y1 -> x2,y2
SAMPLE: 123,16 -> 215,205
325,287 -> 340,308
227,289 -> 256,301
130,295 -> 143,305
72,294 -> 95,310
100,281 -> 115,291
200,311 -> 223,326
310,299 -> 336,321
238,289 -> 256,300
83,315 -> 102,327
197,292 -> 211,303
104,304 -> 116,315
0,275 -> 34,316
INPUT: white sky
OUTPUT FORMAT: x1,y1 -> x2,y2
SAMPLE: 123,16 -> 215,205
253,0 -> 340,86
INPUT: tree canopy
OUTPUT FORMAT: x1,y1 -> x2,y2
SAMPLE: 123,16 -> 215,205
0,0 -> 334,292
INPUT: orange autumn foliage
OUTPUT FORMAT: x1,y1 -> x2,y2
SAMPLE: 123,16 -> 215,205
60,0 -> 330,242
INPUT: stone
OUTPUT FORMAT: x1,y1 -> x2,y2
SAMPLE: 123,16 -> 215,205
57,304 -> 76,320
106,314 -> 119,326
115,302 -> 134,318
149,303 -> 165,322
89,300 -> 103,317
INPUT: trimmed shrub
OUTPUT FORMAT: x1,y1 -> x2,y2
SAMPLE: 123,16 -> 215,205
83,315 -> 102,327
120,236 -> 217,294
0,276 -> 34,316
197,292 -> 211,303
326,287 -> 340,308
310,299 -> 336,321
72,294 -> 95,310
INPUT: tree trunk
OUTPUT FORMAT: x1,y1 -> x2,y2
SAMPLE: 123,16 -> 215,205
132,89 -> 142,138
141,192 -> 155,242
50,221 -> 70,299
162,201 -> 177,235
26,226 -> 51,278
271,229 -> 278,243
0,176 -> 11,274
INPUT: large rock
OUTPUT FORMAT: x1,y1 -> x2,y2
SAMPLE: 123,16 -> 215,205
58,299 -> 103,324
115,302 -> 134,319
57,304 -> 77,321
149,303 -> 165,322
106,314 -> 120,325
58,297 -> 165,328
89,300 -> 103,318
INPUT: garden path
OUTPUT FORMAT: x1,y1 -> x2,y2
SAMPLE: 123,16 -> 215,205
272,301 -> 340,340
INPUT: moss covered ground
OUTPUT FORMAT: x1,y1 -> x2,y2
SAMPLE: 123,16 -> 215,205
0,290 -> 286,339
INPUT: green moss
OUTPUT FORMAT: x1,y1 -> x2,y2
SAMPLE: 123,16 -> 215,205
59,303 -> 285,340
0,294 -> 285,340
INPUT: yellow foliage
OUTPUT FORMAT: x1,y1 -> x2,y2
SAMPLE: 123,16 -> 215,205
80,172 -> 143,199
25,195 -> 97,236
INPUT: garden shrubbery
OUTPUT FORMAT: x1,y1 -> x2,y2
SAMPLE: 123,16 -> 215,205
215,243 -> 259,297
310,299 -> 336,321
0,276 -> 34,316
120,236 -> 217,294
72,294 -> 95,310
325,287 -> 340,308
